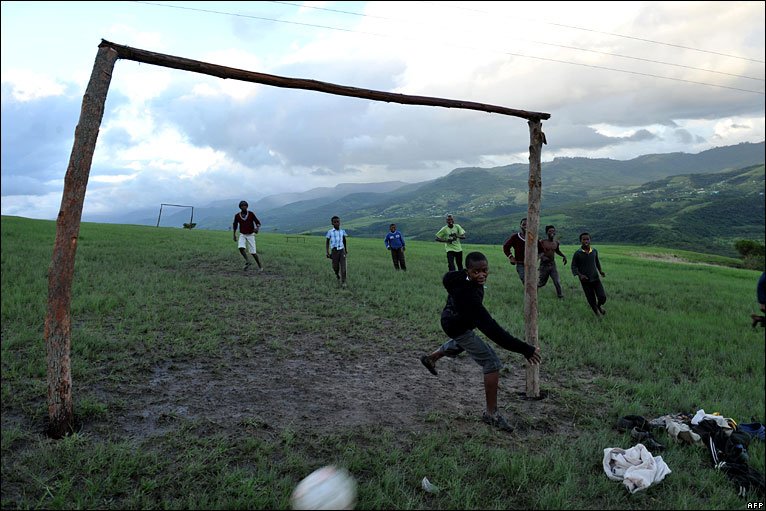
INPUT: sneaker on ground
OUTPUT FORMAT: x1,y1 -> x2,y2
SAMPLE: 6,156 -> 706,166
482,410 -> 514,432
420,355 -> 437,376
244,262 -> 251,270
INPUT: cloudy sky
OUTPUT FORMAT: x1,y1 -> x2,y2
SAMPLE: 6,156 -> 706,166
2,1 -> 764,221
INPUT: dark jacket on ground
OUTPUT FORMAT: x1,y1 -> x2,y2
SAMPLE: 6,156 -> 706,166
440,270 -> 536,358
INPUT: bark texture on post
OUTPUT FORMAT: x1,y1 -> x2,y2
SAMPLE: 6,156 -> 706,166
44,46 -> 118,439
524,118 -> 546,398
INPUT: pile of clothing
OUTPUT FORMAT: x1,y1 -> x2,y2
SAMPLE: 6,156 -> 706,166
609,410 -> 765,497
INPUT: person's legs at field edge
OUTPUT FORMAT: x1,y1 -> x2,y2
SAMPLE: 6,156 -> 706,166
245,235 -> 263,270
331,248 -> 341,281
331,249 -> 347,285
447,251 -> 457,272
594,280 -> 606,314
397,248 -> 407,271
391,248 -> 400,270
420,331 -> 510,430
455,250 -> 464,271
516,263 -> 525,284
581,281 -> 604,315
549,264 -> 563,298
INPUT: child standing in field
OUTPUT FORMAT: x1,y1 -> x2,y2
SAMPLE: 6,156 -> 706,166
435,214 -> 466,271
384,223 -> 407,271
232,200 -> 264,272
325,216 -> 348,288
571,232 -> 606,316
419,251 -> 542,432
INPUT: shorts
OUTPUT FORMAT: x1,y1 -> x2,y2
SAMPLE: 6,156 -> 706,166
438,330 -> 503,374
238,233 -> 257,254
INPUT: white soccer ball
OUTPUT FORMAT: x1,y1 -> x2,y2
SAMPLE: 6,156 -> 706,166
290,465 -> 357,510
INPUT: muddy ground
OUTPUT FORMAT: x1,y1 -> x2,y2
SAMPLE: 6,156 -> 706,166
90,333 -> 590,445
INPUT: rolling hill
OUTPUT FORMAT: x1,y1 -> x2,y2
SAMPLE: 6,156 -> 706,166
117,141 -> 765,257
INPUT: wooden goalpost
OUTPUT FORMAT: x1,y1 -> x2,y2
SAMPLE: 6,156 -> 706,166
43,39 -> 550,438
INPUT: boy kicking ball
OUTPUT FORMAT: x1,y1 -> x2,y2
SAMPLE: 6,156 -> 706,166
420,251 -> 541,432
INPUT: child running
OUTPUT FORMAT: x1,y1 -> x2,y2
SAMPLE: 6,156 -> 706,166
232,200 -> 264,272
571,232 -> 607,316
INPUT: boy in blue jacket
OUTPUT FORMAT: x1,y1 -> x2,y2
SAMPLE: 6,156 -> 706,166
384,223 -> 407,271
420,251 -> 541,432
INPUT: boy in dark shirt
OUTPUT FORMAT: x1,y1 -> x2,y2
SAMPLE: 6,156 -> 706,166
570,232 -> 606,316
503,217 -> 527,284
419,251 -> 542,432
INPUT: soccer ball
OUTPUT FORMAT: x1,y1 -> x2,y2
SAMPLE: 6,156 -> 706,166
290,465 -> 357,510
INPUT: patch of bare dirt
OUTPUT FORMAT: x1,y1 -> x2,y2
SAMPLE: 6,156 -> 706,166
87,334 -> 591,443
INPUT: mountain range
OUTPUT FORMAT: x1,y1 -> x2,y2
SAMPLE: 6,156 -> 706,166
103,141 -> 765,257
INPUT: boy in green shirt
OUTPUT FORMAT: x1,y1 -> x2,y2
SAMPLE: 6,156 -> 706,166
435,214 -> 466,271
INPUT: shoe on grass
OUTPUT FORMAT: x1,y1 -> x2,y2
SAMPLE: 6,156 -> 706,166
244,262 -> 251,270
420,355 -> 437,376
482,410 -> 514,433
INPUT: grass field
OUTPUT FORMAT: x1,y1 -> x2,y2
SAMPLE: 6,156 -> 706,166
1,215 -> 764,509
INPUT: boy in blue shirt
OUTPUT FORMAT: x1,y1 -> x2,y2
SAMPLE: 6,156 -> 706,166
384,223 -> 407,271
325,216 -> 348,288
419,251 -> 541,433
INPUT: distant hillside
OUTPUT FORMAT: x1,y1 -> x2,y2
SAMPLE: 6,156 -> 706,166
480,163 -> 765,257
110,141 -> 764,257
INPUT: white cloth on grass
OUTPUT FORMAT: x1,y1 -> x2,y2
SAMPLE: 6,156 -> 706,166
603,443 -> 672,494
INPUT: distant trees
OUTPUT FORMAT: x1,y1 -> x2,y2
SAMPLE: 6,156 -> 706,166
734,239 -> 765,270
183,223 -> 196,229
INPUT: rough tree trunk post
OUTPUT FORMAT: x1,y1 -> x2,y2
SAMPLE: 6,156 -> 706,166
524,118 -> 546,398
44,45 -> 117,438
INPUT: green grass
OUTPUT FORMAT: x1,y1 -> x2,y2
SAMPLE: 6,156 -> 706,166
2,215 -> 764,509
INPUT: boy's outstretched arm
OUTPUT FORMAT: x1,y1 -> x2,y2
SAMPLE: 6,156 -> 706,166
474,306 -> 537,359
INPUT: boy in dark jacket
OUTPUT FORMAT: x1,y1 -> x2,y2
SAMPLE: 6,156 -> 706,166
420,251 -> 542,432
570,232 -> 606,316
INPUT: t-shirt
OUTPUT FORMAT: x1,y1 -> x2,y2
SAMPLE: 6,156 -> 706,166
326,228 -> 347,250
435,224 -> 465,252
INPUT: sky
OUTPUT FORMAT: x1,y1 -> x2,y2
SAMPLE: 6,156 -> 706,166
1,1 -> 764,221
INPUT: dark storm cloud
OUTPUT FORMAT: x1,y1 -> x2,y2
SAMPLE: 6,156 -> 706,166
0,85 -> 132,195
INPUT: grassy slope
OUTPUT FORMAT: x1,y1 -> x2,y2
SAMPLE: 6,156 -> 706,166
1,216 -> 764,509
